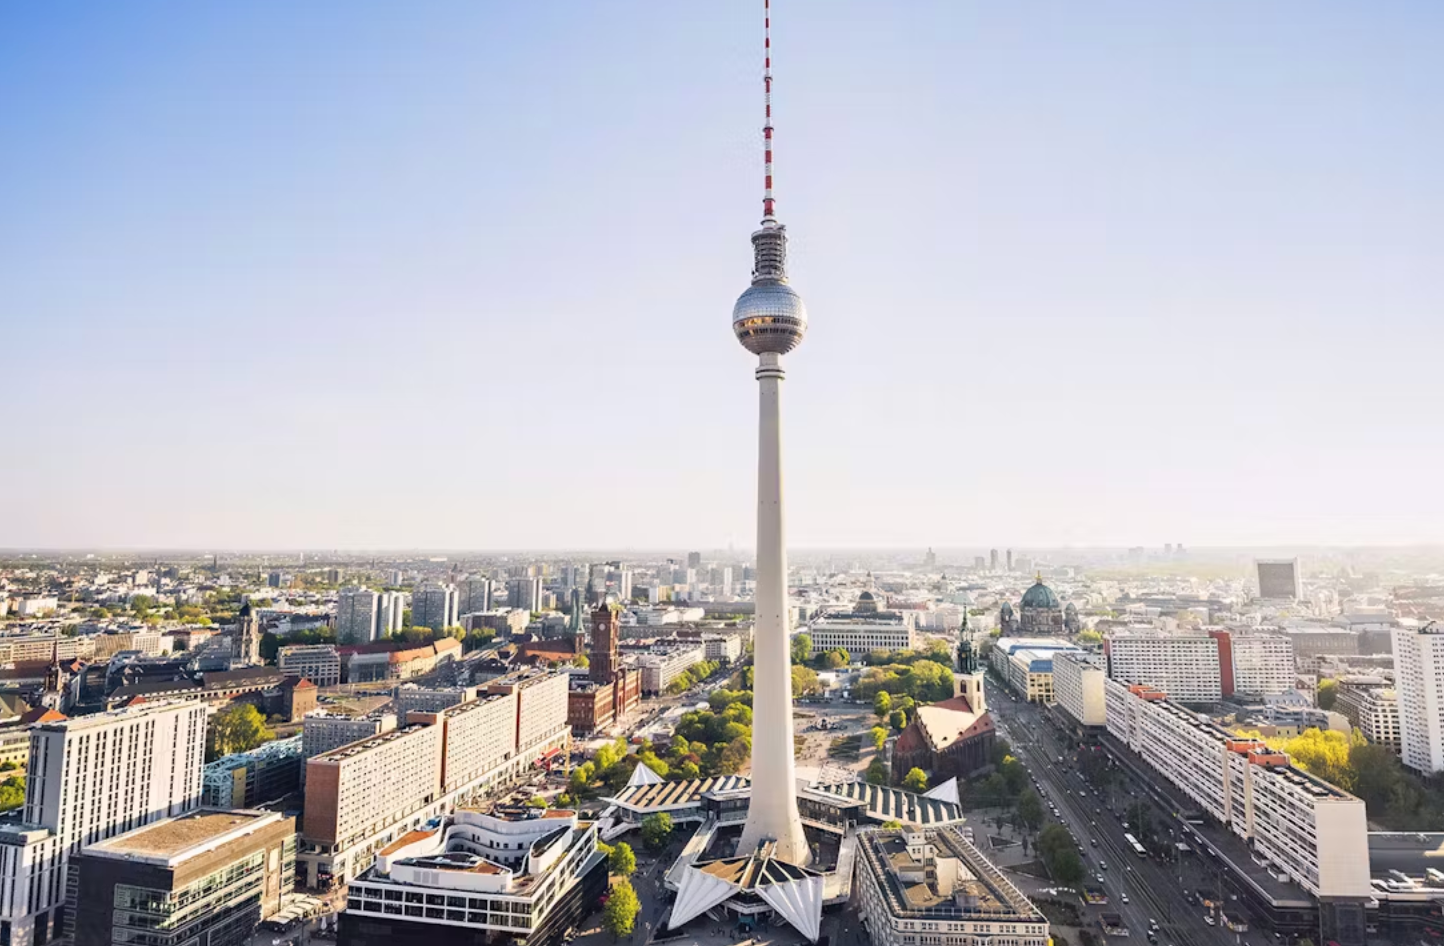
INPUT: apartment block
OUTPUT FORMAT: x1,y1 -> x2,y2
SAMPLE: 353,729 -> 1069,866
411,583 -> 459,632
484,669 -> 570,755
634,644 -> 707,695
302,712 -> 398,762
1230,635 -> 1296,698
1104,679 -> 1370,898
1105,633 -> 1226,704
409,691 -> 518,796
1052,652 -> 1107,727
1392,624 -> 1444,773
394,684 -> 477,717
0,701 -> 208,945
337,587 -> 380,645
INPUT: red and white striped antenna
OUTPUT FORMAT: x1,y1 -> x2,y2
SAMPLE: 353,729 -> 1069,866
762,0 -> 776,224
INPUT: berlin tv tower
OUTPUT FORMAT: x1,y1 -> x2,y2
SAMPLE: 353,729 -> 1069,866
732,0 -> 810,866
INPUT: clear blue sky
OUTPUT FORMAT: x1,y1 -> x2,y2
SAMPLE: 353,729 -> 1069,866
2,1 -> 1441,551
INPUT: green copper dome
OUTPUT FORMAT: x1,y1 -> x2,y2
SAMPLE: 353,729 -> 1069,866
1020,578 -> 1060,610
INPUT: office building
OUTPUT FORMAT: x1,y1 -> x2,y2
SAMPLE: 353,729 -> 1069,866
635,643 -> 707,696
506,577 -> 542,613
1356,688 -> 1401,753
277,644 -> 342,687
202,736 -> 303,808
411,583 -> 458,632
0,701 -> 208,945
990,638 -> 1082,704
340,806 -> 607,946
337,587 -> 381,644
687,551 -> 702,569
1392,623 -> 1444,773
808,591 -> 915,656
71,809 -> 296,946
856,826 -> 1048,946
1257,558 -> 1302,600
1105,679 -> 1371,898
410,691 -> 518,797
1282,628 -> 1360,672
1053,651 -> 1107,727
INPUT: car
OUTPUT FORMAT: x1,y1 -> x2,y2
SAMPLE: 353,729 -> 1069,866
1204,915 -> 1215,927
1096,874 -> 1106,884
1121,893 -> 1130,904
1091,838 -> 1098,846
1100,862 -> 1108,870
1147,935 -> 1158,945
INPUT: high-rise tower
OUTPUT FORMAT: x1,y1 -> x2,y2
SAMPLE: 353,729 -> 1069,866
734,0 -> 810,866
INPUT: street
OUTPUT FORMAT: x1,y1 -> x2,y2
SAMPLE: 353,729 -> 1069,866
986,677 -> 1249,946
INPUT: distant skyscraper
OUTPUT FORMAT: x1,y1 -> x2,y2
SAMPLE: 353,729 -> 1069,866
989,549 -> 999,571
1393,623 -> 1444,773
730,0 -> 809,865
923,547 -> 936,569
337,587 -> 380,644
412,583 -> 458,631
687,551 -> 702,569
1006,549 -> 1013,572
1256,558 -> 1302,600
507,577 -> 542,613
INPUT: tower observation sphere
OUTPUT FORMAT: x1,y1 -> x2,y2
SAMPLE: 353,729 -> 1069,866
733,226 -> 809,355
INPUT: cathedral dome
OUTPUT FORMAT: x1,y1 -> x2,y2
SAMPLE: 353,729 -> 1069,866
1020,580 -> 1059,610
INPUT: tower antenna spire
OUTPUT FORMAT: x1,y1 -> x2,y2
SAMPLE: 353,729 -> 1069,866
762,0 -> 776,224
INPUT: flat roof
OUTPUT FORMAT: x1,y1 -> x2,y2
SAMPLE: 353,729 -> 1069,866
84,809 -> 283,867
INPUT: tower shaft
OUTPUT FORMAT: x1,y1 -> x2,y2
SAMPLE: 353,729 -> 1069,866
737,351 -> 809,864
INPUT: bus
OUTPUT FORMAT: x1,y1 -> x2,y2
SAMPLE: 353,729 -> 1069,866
1124,832 -> 1147,858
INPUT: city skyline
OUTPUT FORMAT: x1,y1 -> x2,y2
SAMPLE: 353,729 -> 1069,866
4,1 -> 1442,550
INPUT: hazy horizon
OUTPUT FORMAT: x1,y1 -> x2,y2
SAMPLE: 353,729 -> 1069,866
3,1 -> 1440,550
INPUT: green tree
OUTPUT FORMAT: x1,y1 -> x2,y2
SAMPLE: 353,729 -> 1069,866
890,709 -> 908,732
570,762 -> 595,794
602,879 -> 641,939
573,654 -> 590,669
881,819 -> 903,829
874,691 -> 893,719
608,842 -> 637,877
1075,629 -> 1102,645
206,704 -> 275,761
641,812 -> 673,851
791,634 -> 812,664
866,759 -> 889,785
999,755 -> 1028,795
791,664 -> 821,697
677,761 -> 701,780
527,795 -> 547,808
1317,678 -> 1339,711
259,632 -> 281,664
718,736 -> 751,775
1016,788 -> 1045,830
871,726 -> 889,751
820,649 -> 848,670
0,777 -> 24,811
902,767 -> 929,792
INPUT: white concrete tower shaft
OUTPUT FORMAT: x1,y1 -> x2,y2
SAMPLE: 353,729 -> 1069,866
737,351 -> 810,864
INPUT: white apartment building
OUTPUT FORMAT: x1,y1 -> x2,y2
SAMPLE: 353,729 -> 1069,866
337,587 -> 380,644
1392,624 -> 1444,773
1353,688 -> 1401,753
0,635 -> 92,665
855,826 -> 1049,946
15,597 -> 58,618
1104,679 -> 1371,898
1053,652 -> 1107,726
377,591 -> 405,636
279,644 -> 343,687
458,578 -> 493,615
635,644 -> 706,695
298,670 -> 571,888
0,701 -> 208,944
1104,633 -> 1224,704
1230,635 -> 1296,698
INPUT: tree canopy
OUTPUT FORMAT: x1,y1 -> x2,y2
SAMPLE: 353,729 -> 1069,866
206,704 -> 275,761
602,879 -> 641,939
